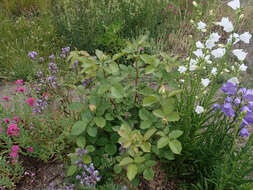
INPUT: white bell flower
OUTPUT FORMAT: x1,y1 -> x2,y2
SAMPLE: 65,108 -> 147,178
227,0 -> 240,10
232,49 -> 248,61
201,78 -> 210,87
218,17 -> 234,33
239,64 -> 247,71
211,48 -> 226,58
197,21 -> 206,30
239,32 -> 252,44
211,67 -> 217,75
178,66 -> 187,73
193,49 -> 204,58
228,77 -> 239,84
227,33 -> 240,44
196,41 -> 204,49
195,105 -> 204,114
209,32 -> 221,42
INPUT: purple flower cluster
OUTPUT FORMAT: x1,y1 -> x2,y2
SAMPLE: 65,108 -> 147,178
60,46 -> 70,58
74,148 -> 101,187
28,51 -> 38,59
49,62 -> 58,74
213,81 -> 253,137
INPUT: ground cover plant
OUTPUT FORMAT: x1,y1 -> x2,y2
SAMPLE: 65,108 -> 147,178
0,0 -> 253,189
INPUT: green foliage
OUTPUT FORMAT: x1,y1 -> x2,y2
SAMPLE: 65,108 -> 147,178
66,35 -> 183,182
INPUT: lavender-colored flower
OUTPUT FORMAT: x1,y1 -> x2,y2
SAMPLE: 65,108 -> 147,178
62,47 -> 70,53
39,57 -> 44,62
234,97 -> 241,106
37,71 -> 43,78
28,51 -> 38,59
238,88 -> 247,95
49,62 -> 58,74
240,128 -> 249,137
72,60 -> 79,69
221,103 -> 235,117
243,89 -> 253,101
221,82 -> 237,96
60,53 -> 66,58
244,112 -> 253,124
225,97 -> 233,103
49,54 -> 55,59
240,106 -> 251,113
248,102 -> 253,111
212,103 -> 221,111
121,186 -> 128,190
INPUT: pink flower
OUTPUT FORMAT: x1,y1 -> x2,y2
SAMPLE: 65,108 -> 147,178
4,118 -> 11,124
26,97 -> 35,107
169,5 -> 174,9
11,145 -> 19,152
140,48 -> 144,51
7,123 -> 19,136
27,147 -> 34,152
15,80 -> 23,85
3,96 -> 9,101
13,116 -> 19,123
18,87 -> 25,93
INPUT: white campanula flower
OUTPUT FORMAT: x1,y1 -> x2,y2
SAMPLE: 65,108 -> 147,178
189,59 -> 198,71
204,55 -> 212,64
227,33 -> 240,44
228,77 -> 239,84
232,49 -> 248,61
227,0 -> 240,10
178,66 -> 187,73
211,67 -> 217,75
205,39 -> 216,49
193,49 -> 204,58
218,17 -> 234,33
196,41 -> 204,49
209,32 -> 221,42
195,105 -> 204,114
197,21 -> 206,30
239,32 -> 252,44
201,78 -> 210,87
211,48 -> 226,58
239,64 -> 247,71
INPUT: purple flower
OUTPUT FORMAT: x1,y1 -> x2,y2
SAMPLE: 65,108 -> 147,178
240,128 -> 249,137
234,98 -> 241,106
221,82 -> 237,96
248,102 -> 253,111
225,97 -> 233,103
48,62 -> 57,74
49,54 -> 55,59
221,103 -> 235,117
39,57 -> 44,62
238,88 -> 247,95
212,103 -> 221,111
244,112 -> 253,124
240,106 -> 251,113
28,51 -> 38,59
37,71 -> 43,78
243,89 -> 253,101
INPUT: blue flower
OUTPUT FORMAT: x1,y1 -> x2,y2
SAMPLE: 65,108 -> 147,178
221,82 -> 237,96
221,103 -> 235,117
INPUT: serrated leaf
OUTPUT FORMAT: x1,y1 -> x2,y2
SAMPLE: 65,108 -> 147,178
144,129 -> 157,140
169,130 -> 183,139
143,168 -> 154,180
169,139 -> 182,154
71,121 -> 87,136
76,136 -> 86,148
127,164 -> 137,181
67,165 -> 77,177
119,157 -> 133,166
140,120 -> 152,129
166,112 -> 180,122
143,96 -> 158,106
153,109 -> 166,118
105,144 -> 117,155
94,117 -> 106,128
157,136 -> 170,149
87,126 -> 97,137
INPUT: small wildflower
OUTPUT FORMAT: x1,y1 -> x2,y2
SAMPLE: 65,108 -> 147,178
227,0 -> 240,10
3,118 -> 11,124
232,49 -> 248,61
26,97 -> 35,107
197,21 -> 206,30
221,103 -> 235,117
3,96 -> 9,101
221,82 -> 237,95
28,51 -> 38,59
195,105 -> 204,114
239,128 -> 249,137
211,67 -> 217,75
211,48 -> 226,58
27,147 -> 34,152
228,77 -> 239,85
239,64 -> 247,71
178,66 -> 187,73
7,123 -> 19,136
212,103 -> 221,111
201,78 -> 210,87
196,41 -> 204,49
15,80 -> 23,85
13,116 -> 19,122
239,32 -> 252,44
218,17 -> 234,33
193,49 -> 204,58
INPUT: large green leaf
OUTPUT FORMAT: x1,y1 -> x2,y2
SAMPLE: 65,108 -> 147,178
140,142 -> 151,152
144,129 -> 157,140
143,96 -> 158,106
87,126 -> 97,137
127,164 -> 138,181
143,168 -> 154,180
134,156 -> 145,164
111,83 -> 124,99
140,120 -> 152,129
95,49 -> 105,61
169,130 -> 183,139
109,62 -> 119,73
153,109 -> 166,119
166,112 -> 180,122
157,136 -> 170,149
71,121 -> 87,136
94,117 -> 106,128
169,139 -> 182,154
139,108 -> 152,120
76,136 -> 86,148
82,154 -> 92,164
119,157 -> 133,166
67,165 -> 77,177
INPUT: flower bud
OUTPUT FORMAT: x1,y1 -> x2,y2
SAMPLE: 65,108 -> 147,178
239,14 -> 244,20
209,10 -> 214,16
159,85 -> 166,94
89,104 -> 96,112
190,19 -> 194,24
193,1 -> 198,7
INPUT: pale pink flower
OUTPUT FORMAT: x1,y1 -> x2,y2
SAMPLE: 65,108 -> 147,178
7,123 -> 19,136
15,80 -> 23,85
